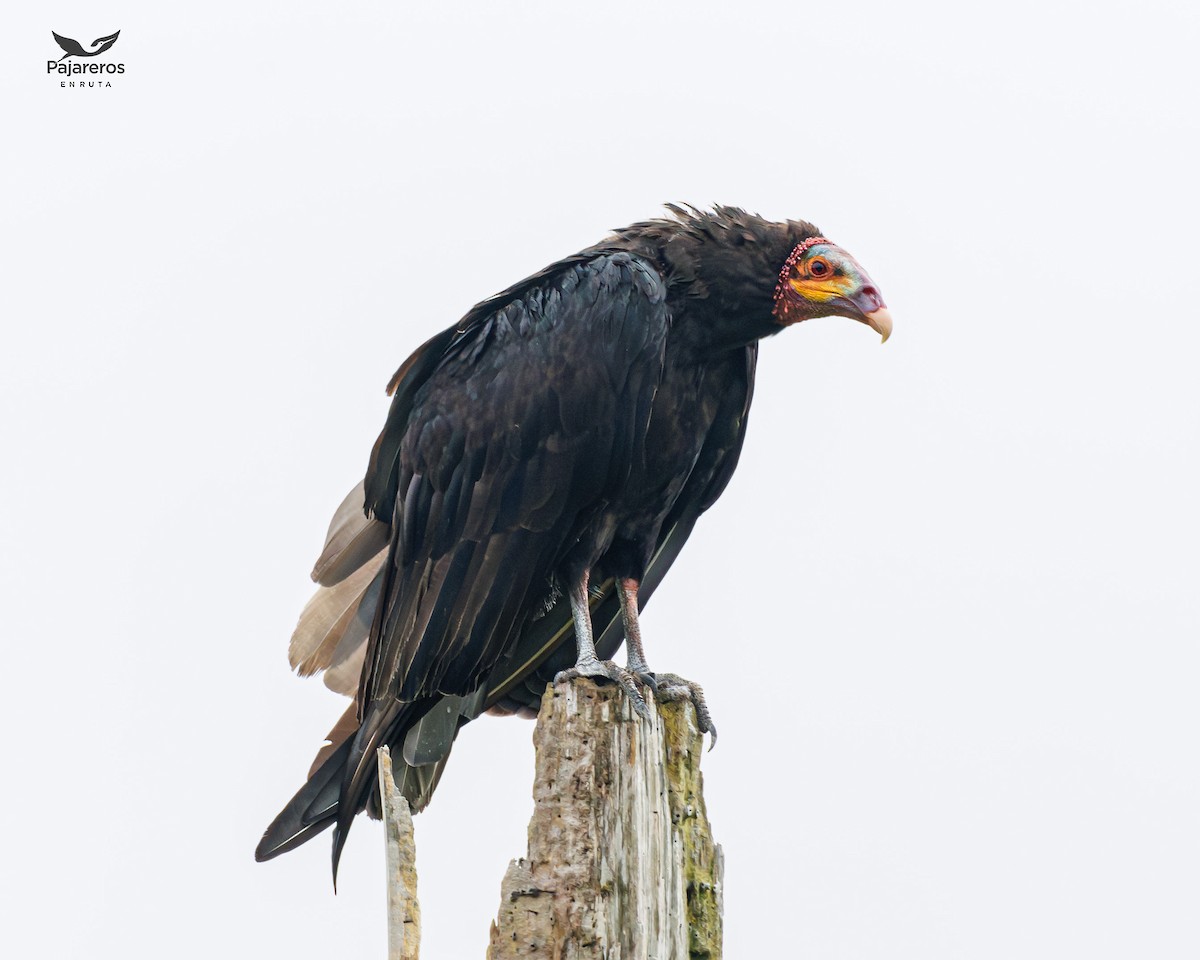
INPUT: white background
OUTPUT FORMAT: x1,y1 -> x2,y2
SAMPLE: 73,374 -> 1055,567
2,2 -> 1197,957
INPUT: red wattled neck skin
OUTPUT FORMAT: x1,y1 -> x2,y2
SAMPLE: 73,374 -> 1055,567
772,236 -> 832,326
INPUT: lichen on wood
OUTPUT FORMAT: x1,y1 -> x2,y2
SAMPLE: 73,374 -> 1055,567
659,698 -> 724,959
487,679 -> 723,959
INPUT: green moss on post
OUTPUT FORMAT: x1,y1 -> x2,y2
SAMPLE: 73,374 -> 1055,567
660,703 -> 723,959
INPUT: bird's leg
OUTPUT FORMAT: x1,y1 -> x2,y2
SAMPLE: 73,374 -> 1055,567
554,571 -> 650,719
617,576 -> 717,744
619,577 -> 653,680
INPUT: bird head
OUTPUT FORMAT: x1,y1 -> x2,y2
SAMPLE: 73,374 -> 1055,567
772,236 -> 892,342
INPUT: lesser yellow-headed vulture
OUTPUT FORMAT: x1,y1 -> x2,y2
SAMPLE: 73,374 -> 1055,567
256,205 -> 892,879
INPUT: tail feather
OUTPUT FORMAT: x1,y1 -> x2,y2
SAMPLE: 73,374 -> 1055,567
255,734 -> 354,862
331,701 -> 412,880
257,697 -> 442,884
307,702 -> 360,779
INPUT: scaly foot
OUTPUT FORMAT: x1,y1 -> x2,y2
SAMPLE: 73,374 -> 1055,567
555,657 -> 651,720
652,673 -> 717,747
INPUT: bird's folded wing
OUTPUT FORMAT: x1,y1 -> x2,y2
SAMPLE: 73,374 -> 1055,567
480,342 -> 759,715
358,252 -> 672,710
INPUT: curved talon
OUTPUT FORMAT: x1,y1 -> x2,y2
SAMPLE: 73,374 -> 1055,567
555,658 -> 651,720
653,673 -> 718,748
633,671 -> 660,693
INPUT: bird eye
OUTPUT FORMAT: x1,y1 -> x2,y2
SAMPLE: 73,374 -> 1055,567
808,257 -> 831,278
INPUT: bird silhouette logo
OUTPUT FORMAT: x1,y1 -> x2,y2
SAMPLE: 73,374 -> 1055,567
51,30 -> 120,60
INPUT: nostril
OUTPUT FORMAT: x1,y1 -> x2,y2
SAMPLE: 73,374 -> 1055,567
861,285 -> 882,309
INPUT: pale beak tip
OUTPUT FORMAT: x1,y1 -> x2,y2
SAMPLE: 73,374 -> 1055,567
865,306 -> 893,344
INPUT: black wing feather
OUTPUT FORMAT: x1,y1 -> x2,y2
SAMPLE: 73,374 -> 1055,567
327,253 -> 671,875
361,252 -> 669,704
482,343 -> 758,714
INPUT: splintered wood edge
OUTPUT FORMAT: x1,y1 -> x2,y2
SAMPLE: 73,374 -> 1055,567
379,746 -> 421,960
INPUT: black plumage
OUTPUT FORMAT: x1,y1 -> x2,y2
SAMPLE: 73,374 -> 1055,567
257,205 -> 891,877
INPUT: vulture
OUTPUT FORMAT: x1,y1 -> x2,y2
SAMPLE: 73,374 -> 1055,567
256,205 -> 892,879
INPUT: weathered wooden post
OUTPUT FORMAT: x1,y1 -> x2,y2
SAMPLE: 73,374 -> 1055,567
487,680 -> 723,959
379,746 -> 421,960
379,679 -> 722,959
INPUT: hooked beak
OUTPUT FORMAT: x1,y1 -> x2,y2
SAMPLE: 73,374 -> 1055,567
848,284 -> 892,344
865,306 -> 892,344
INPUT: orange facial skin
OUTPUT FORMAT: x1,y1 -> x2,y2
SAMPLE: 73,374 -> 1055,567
772,239 -> 892,342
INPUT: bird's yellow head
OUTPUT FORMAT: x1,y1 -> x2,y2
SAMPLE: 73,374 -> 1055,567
772,236 -> 892,342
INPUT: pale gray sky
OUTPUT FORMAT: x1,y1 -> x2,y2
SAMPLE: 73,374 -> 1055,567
2,1 -> 1197,957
